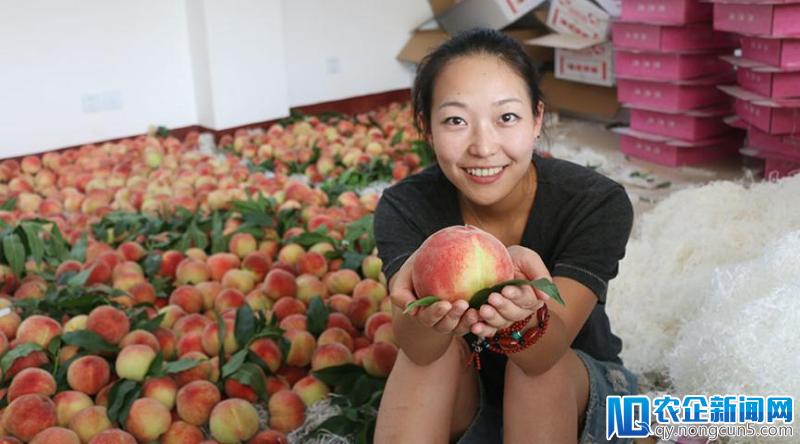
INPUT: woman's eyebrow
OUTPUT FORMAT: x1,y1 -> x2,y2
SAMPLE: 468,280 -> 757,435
437,97 -> 521,110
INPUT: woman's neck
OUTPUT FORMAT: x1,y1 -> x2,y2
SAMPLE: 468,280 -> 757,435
460,161 -> 538,224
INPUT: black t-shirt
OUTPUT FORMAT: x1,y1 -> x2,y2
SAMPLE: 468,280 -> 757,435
373,154 -> 634,408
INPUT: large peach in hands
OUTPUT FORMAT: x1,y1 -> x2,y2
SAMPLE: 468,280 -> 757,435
412,225 -> 514,303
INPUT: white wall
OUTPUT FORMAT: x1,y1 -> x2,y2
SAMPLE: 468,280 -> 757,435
0,0 -> 197,157
282,0 -> 431,107
0,0 -> 433,157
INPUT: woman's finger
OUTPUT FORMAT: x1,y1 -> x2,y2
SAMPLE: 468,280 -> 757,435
471,321 -> 497,338
479,298 -> 512,329
432,299 -> 469,334
490,290 -> 530,322
453,307 -> 480,336
416,300 -> 452,328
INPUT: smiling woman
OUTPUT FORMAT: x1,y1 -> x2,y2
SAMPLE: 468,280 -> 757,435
373,28 -> 640,443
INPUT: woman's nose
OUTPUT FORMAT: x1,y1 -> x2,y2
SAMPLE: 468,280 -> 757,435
467,121 -> 497,158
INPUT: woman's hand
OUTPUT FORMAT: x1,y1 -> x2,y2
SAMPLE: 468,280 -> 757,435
390,252 -> 480,336
470,245 -> 552,338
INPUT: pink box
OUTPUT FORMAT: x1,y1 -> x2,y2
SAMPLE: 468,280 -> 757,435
617,75 -> 733,111
615,50 -> 732,80
622,0 -> 712,24
722,55 -> 800,98
720,85 -> 800,134
742,147 -> 800,179
617,128 -> 741,166
713,2 -> 800,37
629,106 -> 733,140
612,22 -> 737,51
748,127 -> 800,160
740,36 -> 800,69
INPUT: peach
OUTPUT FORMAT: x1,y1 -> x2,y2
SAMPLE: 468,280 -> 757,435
221,269 -> 256,294
142,376 -> 177,410
86,305 -> 130,345
159,250 -> 185,278
201,318 -> 237,357
279,314 -> 307,332
326,312 -> 358,337
175,259 -> 211,285
292,375 -> 330,407
209,398 -> 260,444
267,390 -> 306,434
362,342 -> 398,377
205,253 -> 240,282
283,330 -> 316,367
55,260 -> 83,281
87,429 -> 137,444
8,368 -> 56,401
223,367 -> 266,403
295,274 -> 327,305
169,286 -> 204,314
317,327 -> 354,351
324,269 -> 360,295
364,312 -> 392,341
111,272 -> 144,293
94,382 -> 114,408
158,305 -> 187,329
175,380 -> 221,426
153,328 -> 177,360
119,330 -> 160,352
5,349 -> 48,379
116,344 -> 156,381
413,225 -> 514,303
176,331 -> 205,357
68,405 -> 112,443
311,343 -> 354,371
353,335 -> 371,351
83,260 -> 112,286
276,244 -> 304,269
229,233 -> 258,258
262,270 -> 297,301
15,315 -> 61,348
13,281 -> 46,300
195,281 -> 223,310
296,252 -> 327,278
272,297 -> 306,321
173,314 -> 211,338
352,278 -> 387,304
266,376 -> 290,396
53,392 -> 93,428
214,288 -> 245,313
242,252 -> 271,282
248,430 -> 289,444
248,338 -> 282,373
184,248 -> 208,261
361,255 -> 383,280
347,294 -> 378,329
30,426 -> 81,444
67,355 -> 110,395
161,421 -> 204,444
245,288 -> 272,311
124,398 -> 172,442
327,294 -> 352,314
373,322 -> 396,345
172,352 -> 213,387
117,242 -> 146,262
127,282 -> 156,305
2,395 -> 57,442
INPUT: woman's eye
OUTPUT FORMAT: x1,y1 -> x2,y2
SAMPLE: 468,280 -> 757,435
500,113 -> 520,123
444,117 -> 466,126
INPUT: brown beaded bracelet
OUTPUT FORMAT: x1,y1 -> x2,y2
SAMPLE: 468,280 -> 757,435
466,304 -> 550,370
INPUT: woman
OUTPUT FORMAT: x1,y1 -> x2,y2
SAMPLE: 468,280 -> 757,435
373,28 -> 639,443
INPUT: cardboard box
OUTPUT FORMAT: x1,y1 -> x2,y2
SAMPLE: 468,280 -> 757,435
617,74 -> 734,111
546,0 -> 611,42
740,147 -> 800,179
748,126 -> 800,160
720,85 -> 800,134
615,127 -> 742,166
616,50 -> 733,81
740,36 -> 800,69
721,55 -> 800,99
621,0 -> 713,25
629,105 -> 733,140
713,1 -> 800,37
397,28 -> 553,64
435,0 -> 547,35
539,71 -> 622,121
529,34 -> 615,86
612,22 -> 737,52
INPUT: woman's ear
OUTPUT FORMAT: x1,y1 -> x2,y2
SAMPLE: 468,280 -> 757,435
533,101 -> 545,138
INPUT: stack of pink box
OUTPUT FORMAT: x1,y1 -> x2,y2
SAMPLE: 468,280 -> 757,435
712,0 -> 800,179
610,0 -> 745,167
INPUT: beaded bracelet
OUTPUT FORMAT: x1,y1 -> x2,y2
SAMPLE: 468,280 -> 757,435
466,304 -> 550,370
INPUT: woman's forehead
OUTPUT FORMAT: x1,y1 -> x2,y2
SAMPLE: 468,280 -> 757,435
433,54 -> 529,105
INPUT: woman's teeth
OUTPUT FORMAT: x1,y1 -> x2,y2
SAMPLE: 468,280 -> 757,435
465,166 -> 503,177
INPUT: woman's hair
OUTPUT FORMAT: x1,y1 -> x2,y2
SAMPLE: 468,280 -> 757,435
412,27 -> 545,137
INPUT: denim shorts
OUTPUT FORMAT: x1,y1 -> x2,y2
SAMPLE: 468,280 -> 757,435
456,348 -> 641,443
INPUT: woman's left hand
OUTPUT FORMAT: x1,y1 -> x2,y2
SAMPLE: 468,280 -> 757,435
470,245 -> 552,338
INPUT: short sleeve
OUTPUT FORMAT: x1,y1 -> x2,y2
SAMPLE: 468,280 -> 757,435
373,193 -> 426,283
551,186 -> 633,304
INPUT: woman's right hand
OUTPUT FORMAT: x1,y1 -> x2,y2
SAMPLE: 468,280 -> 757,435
389,252 -> 480,336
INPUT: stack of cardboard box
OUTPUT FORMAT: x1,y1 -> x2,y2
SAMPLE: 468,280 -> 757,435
712,0 -> 800,179
609,0 -> 744,167
396,0 -> 623,122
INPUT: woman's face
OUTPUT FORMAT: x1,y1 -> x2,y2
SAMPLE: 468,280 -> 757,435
430,53 -> 542,208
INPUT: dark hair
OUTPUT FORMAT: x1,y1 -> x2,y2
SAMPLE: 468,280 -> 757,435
412,28 -> 545,137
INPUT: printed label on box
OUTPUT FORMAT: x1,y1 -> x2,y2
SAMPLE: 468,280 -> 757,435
548,0 -> 611,41
556,42 -> 615,86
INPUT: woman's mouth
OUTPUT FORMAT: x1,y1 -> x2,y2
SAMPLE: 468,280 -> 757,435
462,165 -> 507,184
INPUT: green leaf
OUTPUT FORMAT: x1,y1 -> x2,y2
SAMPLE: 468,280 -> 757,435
289,231 -> 337,249
315,415 -> 356,437
2,233 -> 26,277
234,304 -> 256,348
390,129 -> 404,146
402,296 -> 440,314
1,342 -> 43,375
162,358 -> 201,374
211,211 -> 226,254
306,296 -> 329,337
66,268 -> 92,287
132,312 -> 165,332
228,363 -> 267,401
341,251 -> 366,272
216,316 -> 227,374
69,233 -> 88,262
61,331 -> 118,354
107,379 -> 141,424
47,223 -> 70,262
0,198 -> 17,211
221,349 -> 248,378
468,278 -> 565,308
312,363 -> 365,390
20,223 -> 44,264
146,352 -> 164,377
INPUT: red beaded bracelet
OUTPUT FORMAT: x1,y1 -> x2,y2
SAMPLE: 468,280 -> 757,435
466,304 -> 550,370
